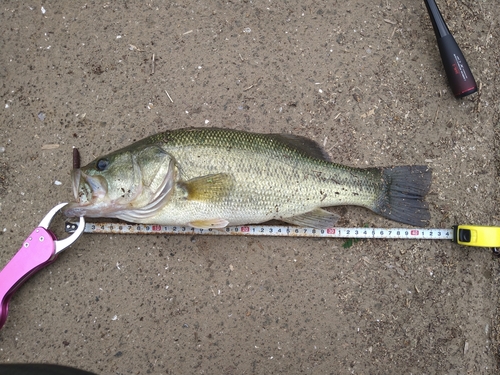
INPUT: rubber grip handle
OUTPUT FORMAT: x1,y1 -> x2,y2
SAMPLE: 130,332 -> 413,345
0,228 -> 56,329
437,34 -> 477,98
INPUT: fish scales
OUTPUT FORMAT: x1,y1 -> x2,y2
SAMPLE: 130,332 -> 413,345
145,129 -> 381,224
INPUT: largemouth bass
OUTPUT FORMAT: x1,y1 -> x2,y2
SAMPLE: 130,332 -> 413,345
63,127 -> 432,228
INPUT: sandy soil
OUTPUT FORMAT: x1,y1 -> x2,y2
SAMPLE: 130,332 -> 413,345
1,1 -> 499,374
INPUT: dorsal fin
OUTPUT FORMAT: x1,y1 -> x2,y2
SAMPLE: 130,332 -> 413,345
268,134 -> 331,161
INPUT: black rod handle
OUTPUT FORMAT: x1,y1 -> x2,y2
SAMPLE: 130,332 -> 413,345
424,0 -> 477,98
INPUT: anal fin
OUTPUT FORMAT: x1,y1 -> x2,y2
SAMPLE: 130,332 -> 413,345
283,208 -> 340,229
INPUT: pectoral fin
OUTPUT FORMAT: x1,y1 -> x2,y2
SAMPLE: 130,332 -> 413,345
188,218 -> 230,229
183,173 -> 233,202
283,208 -> 340,228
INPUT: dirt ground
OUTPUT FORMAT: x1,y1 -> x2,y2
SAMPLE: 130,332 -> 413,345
1,1 -> 499,374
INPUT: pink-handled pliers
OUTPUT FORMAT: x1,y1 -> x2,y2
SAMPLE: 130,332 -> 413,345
0,203 -> 85,329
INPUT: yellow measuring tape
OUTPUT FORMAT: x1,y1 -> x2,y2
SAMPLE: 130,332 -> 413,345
453,225 -> 500,248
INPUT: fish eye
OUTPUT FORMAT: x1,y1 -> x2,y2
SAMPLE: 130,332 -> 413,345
96,158 -> 109,171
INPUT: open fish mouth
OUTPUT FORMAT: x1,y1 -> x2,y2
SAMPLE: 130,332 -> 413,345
63,168 -> 111,217
71,169 -> 106,204
71,168 -> 83,202
63,159 -> 175,220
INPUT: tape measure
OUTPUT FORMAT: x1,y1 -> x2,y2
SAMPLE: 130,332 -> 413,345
65,222 -> 500,248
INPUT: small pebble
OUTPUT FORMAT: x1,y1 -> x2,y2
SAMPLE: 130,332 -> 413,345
54,180 -> 62,186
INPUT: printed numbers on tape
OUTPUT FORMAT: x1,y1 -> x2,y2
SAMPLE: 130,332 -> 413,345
65,222 -> 453,240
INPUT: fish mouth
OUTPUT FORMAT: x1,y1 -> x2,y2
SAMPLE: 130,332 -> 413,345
63,160 -> 175,221
71,168 -> 82,202
63,168 -> 111,217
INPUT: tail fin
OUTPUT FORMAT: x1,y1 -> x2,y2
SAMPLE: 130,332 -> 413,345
373,166 -> 432,227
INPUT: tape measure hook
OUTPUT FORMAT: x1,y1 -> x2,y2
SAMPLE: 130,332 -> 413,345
65,222 -> 80,233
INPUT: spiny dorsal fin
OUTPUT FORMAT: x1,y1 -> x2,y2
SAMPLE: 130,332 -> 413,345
268,134 -> 331,161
